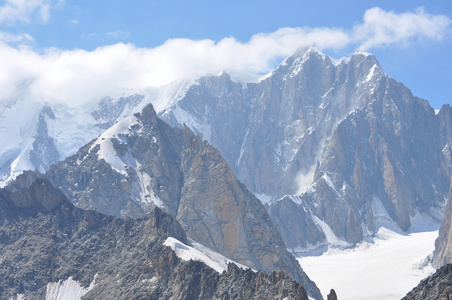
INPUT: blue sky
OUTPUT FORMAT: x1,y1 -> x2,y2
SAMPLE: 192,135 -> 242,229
0,0 -> 451,108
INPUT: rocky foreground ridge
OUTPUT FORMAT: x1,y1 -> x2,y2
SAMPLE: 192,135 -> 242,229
0,178 -> 309,299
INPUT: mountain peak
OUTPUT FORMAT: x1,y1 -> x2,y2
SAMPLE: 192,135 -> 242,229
137,102 -> 159,126
292,46 -> 325,59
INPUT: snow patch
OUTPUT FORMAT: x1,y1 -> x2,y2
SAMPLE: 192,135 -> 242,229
236,128 -> 250,167
90,115 -> 140,175
371,196 -> 401,233
322,173 -> 337,193
163,237 -> 249,273
136,164 -> 163,207
365,64 -> 378,82
254,192 -> 273,205
311,215 -> 350,248
45,276 -> 97,300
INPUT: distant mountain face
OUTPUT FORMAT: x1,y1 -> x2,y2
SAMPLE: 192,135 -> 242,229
27,103 -> 321,299
158,48 -> 452,250
160,49 -> 386,198
0,178 -> 309,300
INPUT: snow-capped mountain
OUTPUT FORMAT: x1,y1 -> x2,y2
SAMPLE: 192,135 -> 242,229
157,48 -> 452,251
0,78 -> 193,187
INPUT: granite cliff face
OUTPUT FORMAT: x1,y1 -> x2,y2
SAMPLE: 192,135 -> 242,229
34,103 -> 321,299
0,178 -> 309,300
159,48 -> 452,250
160,49 -> 387,199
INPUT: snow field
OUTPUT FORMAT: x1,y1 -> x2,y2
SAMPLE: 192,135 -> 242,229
297,228 -> 437,300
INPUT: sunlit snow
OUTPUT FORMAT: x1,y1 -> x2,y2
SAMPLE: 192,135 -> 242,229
163,237 -> 249,273
45,276 -> 96,300
298,228 -> 437,300
90,115 -> 140,175
311,215 -> 350,248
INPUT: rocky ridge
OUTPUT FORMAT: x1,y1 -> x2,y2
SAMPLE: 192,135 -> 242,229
0,178 -> 309,299
22,103 -> 321,299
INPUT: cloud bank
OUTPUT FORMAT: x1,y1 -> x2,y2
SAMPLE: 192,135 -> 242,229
0,7 -> 449,106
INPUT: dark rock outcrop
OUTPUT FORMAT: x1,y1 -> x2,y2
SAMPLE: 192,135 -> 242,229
0,178 -> 309,300
327,289 -> 338,300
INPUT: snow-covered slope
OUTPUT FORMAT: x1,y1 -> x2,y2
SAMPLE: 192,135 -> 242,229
45,276 -> 96,300
298,228 -> 437,300
163,237 -> 250,273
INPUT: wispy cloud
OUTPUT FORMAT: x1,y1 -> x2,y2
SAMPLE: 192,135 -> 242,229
0,0 -> 64,24
105,30 -> 130,40
0,7 -> 449,107
0,31 -> 34,45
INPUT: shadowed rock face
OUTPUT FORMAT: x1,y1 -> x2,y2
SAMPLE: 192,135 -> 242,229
434,179 -> 452,267
17,103 -> 321,298
0,178 -> 309,300
402,264 -> 452,300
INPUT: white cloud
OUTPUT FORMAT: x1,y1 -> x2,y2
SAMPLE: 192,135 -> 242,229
353,7 -> 451,50
0,0 -> 64,24
0,7 -> 449,107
